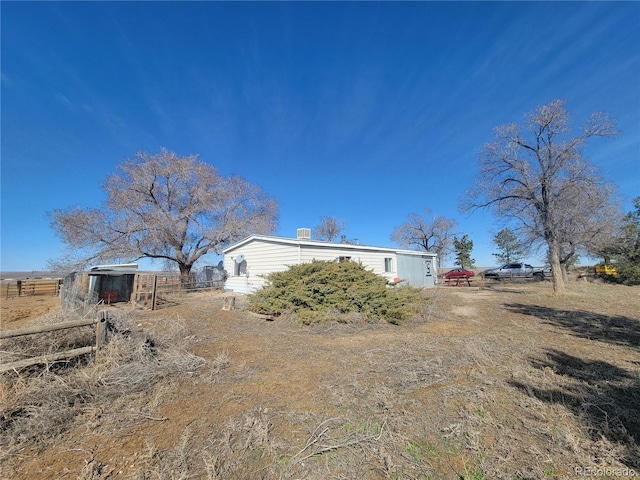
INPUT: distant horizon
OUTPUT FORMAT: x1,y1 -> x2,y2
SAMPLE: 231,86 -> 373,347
0,261 -> 601,278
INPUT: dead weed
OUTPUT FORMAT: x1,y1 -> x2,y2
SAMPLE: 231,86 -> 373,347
1,284 -> 638,479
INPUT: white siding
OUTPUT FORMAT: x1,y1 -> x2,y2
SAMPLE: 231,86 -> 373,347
224,239 -> 301,294
297,245 -> 398,282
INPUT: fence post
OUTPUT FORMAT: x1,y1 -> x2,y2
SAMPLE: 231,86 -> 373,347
222,296 -> 236,311
96,310 -> 109,350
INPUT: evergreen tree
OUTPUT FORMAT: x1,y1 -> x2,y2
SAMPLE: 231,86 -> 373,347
614,197 -> 640,285
453,235 -> 475,269
492,228 -> 525,264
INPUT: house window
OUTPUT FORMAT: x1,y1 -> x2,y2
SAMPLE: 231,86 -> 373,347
338,256 -> 352,262
384,257 -> 393,273
234,259 -> 247,276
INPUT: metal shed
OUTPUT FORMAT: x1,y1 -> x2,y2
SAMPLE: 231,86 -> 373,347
60,264 -> 159,312
396,252 -> 436,288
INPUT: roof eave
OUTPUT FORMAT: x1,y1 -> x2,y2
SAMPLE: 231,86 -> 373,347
222,235 -> 437,257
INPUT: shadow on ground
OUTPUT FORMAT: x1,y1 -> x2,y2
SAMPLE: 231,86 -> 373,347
504,303 -> 640,349
504,300 -> 640,469
509,349 -> 640,469
506,303 -> 640,467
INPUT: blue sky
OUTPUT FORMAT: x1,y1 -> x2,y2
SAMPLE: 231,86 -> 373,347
1,1 -> 639,271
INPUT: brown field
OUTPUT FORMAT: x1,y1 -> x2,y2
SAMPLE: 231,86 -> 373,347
1,294 -> 62,330
1,278 -> 639,479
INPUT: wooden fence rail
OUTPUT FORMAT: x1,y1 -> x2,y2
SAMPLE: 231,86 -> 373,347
0,311 -> 109,373
4,279 -> 63,298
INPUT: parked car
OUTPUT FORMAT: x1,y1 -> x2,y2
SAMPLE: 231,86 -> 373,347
483,263 -> 550,281
444,268 -> 475,279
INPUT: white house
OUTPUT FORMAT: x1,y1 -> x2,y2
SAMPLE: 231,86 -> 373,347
223,229 -> 438,294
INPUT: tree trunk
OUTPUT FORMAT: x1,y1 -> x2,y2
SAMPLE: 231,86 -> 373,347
548,241 -> 566,295
560,263 -> 569,283
178,263 -> 193,287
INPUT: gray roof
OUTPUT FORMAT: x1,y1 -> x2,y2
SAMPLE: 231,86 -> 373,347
223,234 -> 437,257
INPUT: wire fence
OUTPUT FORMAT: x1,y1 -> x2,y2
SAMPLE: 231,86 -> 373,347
60,272 -> 101,317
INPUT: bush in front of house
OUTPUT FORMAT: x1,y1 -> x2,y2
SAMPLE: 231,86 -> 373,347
248,260 -> 422,324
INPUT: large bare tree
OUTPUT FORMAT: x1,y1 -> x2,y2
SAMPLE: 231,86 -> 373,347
391,209 -> 457,267
463,99 -> 618,294
50,148 -> 278,281
313,216 -> 345,242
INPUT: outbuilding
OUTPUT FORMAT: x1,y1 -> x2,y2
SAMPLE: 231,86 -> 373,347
223,229 -> 438,294
60,263 -> 159,312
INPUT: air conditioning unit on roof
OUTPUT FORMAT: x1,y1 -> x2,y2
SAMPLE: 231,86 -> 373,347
297,228 -> 311,240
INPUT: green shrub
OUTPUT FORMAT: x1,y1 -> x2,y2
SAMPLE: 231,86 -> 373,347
248,260 -> 422,324
613,261 -> 640,286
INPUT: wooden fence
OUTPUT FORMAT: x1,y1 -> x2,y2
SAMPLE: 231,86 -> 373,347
0,311 -> 110,373
4,279 -> 63,298
132,273 -> 158,310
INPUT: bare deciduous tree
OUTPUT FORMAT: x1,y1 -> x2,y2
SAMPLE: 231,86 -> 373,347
50,148 -> 278,281
313,216 -> 345,242
391,209 -> 457,267
462,99 -> 618,294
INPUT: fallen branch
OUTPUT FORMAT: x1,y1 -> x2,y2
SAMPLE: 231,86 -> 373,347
129,412 -> 169,421
291,418 -> 387,465
292,416 -> 341,461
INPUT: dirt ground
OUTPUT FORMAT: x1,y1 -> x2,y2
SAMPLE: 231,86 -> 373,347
1,279 -> 639,479
0,295 -> 61,330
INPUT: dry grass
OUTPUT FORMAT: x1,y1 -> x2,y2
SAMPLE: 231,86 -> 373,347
1,282 -> 639,479
0,309 -> 208,473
